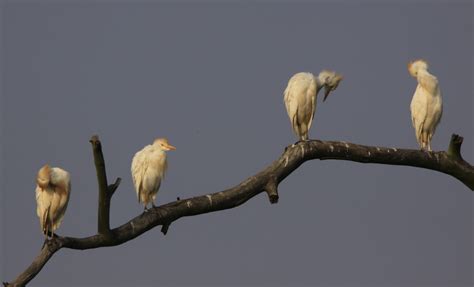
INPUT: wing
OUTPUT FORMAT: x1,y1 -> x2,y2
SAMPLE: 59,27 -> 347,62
410,88 -> 427,141
417,70 -> 438,95
35,186 -> 52,231
436,98 -> 443,126
306,77 -> 318,132
284,77 -> 302,135
428,95 -> 443,134
53,177 -> 71,231
149,153 -> 170,203
158,153 -> 168,180
131,147 -> 150,202
284,85 -> 296,120
49,168 -> 71,231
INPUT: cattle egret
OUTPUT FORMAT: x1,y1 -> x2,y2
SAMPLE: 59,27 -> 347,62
284,70 -> 343,141
408,59 -> 443,151
131,138 -> 176,210
35,164 -> 71,239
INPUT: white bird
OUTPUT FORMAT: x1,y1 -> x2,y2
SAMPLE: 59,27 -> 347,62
35,164 -> 71,239
131,138 -> 176,210
284,70 -> 343,141
408,59 -> 443,151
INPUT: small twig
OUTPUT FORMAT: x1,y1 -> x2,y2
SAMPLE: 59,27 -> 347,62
161,223 -> 171,235
108,177 -> 122,196
447,134 -> 464,162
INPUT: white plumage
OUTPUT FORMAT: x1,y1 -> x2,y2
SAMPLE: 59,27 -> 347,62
408,59 -> 443,151
284,71 -> 343,141
35,164 -> 71,239
131,138 -> 176,210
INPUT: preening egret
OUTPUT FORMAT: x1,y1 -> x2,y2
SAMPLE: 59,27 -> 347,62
284,70 -> 343,141
408,59 -> 443,151
35,164 -> 71,239
131,138 -> 176,210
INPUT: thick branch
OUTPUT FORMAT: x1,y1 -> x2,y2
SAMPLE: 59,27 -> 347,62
89,135 -> 118,236
5,135 -> 473,286
5,240 -> 62,286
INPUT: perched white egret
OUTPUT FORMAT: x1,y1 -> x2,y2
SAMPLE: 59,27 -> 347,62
284,70 -> 343,141
35,164 -> 71,239
408,59 -> 443,151
131,138 -> 176,210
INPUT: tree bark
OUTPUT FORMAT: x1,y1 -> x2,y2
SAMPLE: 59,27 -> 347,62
4,134 -> 473,286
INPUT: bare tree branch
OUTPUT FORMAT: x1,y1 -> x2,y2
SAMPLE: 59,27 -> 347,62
4,134 -> 473,286
89,135 -> 120,236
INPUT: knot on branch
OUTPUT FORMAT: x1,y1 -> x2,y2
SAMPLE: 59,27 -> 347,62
447,134 -> 464,162
265,176 -> 279,204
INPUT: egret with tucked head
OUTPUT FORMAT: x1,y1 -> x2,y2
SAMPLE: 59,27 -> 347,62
284,70 -> 343,141
408,59 -> 443,151
35,164 -> 71,240
131,138 -> 176,210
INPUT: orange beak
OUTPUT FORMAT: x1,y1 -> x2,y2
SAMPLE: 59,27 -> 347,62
164,143 -> 176,151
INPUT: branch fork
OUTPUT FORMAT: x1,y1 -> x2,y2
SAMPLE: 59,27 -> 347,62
89,135 -> 121,236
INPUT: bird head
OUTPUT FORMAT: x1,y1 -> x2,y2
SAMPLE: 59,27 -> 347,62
318,70 -> 343,102
36,164 -> 51,189
408,59 -> 428,78
153,138 -> 176,151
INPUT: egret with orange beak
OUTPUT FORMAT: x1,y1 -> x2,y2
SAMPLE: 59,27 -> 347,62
131,138 -> 176,210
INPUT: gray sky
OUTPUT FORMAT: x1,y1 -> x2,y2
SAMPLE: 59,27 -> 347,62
1,1 -> 473,286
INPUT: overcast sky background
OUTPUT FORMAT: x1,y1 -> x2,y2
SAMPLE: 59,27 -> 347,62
1,1 -> 473,286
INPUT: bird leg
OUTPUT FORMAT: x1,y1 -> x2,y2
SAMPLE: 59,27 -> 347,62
49,210 -> 55,240
42,207 -> 50,241
427,141 -> 432,152
41,238 -> 49,250
421,132 -> 431,152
